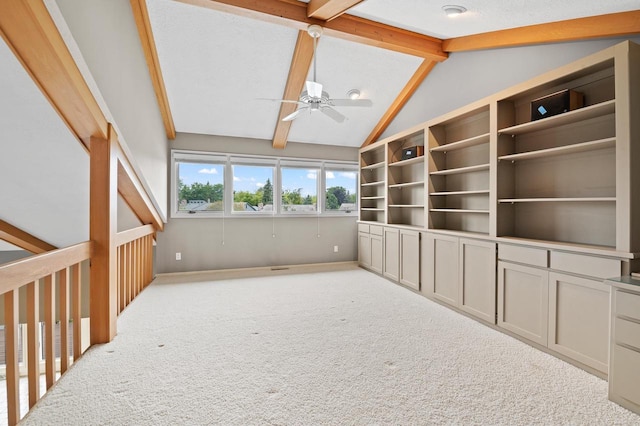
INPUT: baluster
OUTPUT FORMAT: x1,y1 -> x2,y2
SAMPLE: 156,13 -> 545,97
59,267 -> 70,373
44,273 -> 56,389
71,263 -> 82,361
4,289 -> 20,425
26,280 -> 40,408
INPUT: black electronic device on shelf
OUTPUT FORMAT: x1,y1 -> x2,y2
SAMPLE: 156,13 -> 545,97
530,89 -> 584,121
401,146 -> 424,160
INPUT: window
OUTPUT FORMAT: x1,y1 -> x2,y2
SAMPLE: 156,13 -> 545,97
232,163 -> 275,213
280,165 -> 319,213
175,155 -> 225,214
325,167 -> 358,213
171,150 -> 357,217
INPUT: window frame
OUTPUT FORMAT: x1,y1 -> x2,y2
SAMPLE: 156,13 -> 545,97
170,150 -> 358,218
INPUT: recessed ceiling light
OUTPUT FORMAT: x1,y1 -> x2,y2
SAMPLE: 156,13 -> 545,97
347,89 -> 361,100
442,5 -> 467,17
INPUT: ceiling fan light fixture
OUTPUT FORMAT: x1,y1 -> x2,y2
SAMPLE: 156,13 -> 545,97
442,5 -> 466,17
347,89 -> 361,100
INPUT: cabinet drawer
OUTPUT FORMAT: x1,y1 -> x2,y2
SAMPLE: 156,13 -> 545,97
498,244 -> 547,267
611,344 -> 640,406
358,224 -> 370,233
370,225 -> 383,236
616,290 -> 640,322
550,251 -> 620,279
615,317 -> 640,351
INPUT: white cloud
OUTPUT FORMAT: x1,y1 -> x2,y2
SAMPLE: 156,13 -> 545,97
256,182 -> 264,188
340,172 -> 357,179
198,168 -> 218,174
233,176 -> 240,182
307,172 -> 317,180
326,171 -> 335,179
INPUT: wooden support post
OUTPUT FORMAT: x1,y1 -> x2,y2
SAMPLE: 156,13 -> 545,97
89,127 -> 118,344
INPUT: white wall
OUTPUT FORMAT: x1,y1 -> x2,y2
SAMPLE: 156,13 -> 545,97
156,133 -> 358,273
383,36 -> 640,139
53,0 -> 169,220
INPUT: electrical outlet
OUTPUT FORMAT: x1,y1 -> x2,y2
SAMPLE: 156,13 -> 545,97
333,245 -> 339,253
175,252 -> 182,261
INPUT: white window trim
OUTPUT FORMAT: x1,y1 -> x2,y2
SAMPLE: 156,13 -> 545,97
171,150 -> 358,219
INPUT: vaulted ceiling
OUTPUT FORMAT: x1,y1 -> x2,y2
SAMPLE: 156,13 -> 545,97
135,0 -> 640,148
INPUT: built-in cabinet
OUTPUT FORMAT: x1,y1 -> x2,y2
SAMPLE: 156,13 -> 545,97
358,41 -> 640,385
607,277 -> 640,415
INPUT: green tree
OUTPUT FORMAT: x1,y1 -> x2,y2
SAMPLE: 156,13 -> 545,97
326,192 -> 340,210
262,179 -> 273,204
282,188 -> 303,205
326,186 -> 350,209
303,195 -> 313,205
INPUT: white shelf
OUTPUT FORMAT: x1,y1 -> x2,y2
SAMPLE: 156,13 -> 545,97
430,209 -> 490,214
388,181 -> 424,188
499,137 -> 616,162
361,161 -> 385,170
361,196 -> 385,200
499,197 -> 616,203
430,132 -> 490,152
498,100 -> 615,136
430,190 -> 490,196
389,155 -> 424,167
389,204 -> 424,208
430,163 -> 489,176
361,208 -> 385,211
361,181 -> 385,187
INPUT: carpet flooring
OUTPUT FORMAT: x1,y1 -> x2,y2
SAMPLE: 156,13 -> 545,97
21,266 -> 640,425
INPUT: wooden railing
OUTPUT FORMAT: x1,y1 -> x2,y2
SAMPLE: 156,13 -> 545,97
0,241 -> 92,425
116,224 -> 155,314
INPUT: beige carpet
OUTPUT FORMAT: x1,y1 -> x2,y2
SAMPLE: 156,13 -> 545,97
21,266 -> 640,425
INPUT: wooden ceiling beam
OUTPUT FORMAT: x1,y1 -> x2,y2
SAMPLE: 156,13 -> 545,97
0,220 -> 57,254
174,0 -> 447,61
272,30 -> 316,149
361,60 -> 437,147
0,0 -> 108,150
130,0 -> 177,139
307,0 -> 365,22
443,10 -> 640,53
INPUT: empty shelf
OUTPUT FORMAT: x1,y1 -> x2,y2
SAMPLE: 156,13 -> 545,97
499,137 -> 616,162
430,164 -> 489,176
389,155 -> 424,167
430,133 -> 490,152
361,161 -> 385,170
499,197 -> 615,203
430,209 -> 490,214
388,181 -> 424,188
430,190 -> 490,196
361,181 -> 385,187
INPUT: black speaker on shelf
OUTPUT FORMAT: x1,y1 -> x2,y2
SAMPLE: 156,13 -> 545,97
530,89 -> 584,121
401,146 -> 424,160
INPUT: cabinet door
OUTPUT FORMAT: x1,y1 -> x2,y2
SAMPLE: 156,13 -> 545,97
548,272 -> 609,373
383,227 -> 400,282
498,261 -> 549,346
358,232 -> 371,269
399,230 -> 420,290
424,233 -> 459,306
370,234 -> 383,274
459,239 -> 496,324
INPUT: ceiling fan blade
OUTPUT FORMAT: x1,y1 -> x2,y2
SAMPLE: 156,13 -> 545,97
258,98 -> 306,105
320,106 -> 346,123
330,99 -> 373,107
282,108 -> 306,121
306,81 -> 323,98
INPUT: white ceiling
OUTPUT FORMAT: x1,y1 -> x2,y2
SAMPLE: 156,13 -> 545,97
146,0 -> 640,148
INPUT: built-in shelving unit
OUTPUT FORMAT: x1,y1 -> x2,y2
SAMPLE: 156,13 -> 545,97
359,144 -> 386,223
428,104 -> 491,235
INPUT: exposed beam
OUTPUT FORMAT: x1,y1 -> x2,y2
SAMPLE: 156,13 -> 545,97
0,219 -> 57,254
272,30 -> 316,149
174,0 -> 447,61
443,10 -> 640,53
0,0 -> 108,149
130,0 -> 177,139
116,145 -> 165,232
361,60 -> 437,147
307,0 -> 364,22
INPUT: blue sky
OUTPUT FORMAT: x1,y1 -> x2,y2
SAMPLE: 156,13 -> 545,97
179,162 -> 356,195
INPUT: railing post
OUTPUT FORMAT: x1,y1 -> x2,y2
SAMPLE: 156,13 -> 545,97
89,125 -> 119,344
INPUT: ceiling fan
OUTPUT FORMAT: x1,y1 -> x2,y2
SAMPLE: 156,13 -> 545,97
277,24 -> 372,123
